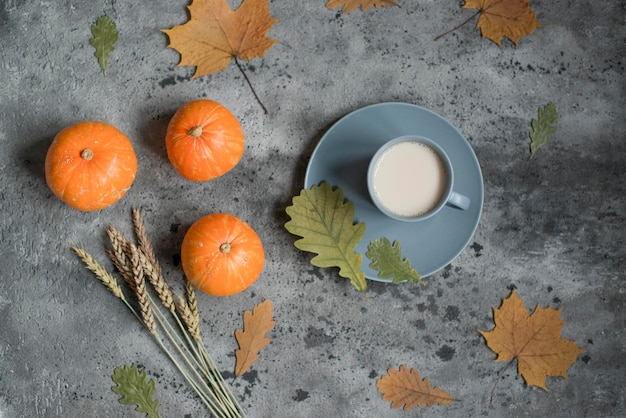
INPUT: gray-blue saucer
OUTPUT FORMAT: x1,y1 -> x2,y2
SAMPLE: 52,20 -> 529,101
304,102 -> 484,281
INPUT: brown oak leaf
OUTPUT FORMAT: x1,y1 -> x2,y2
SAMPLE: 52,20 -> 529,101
464,0 -> 542,46
234,299 -> 275,376
326,0 -> 395,14
480,290 -> 584,391
162,0 -> 278,78
377,365 -> 454,410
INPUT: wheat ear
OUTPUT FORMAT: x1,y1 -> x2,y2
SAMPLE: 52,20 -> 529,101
72,246 -> 124,299
176,296 -> 201,342
130,209 -> 176,312
105,226 -> 137,292
185,281 -> 200,326
128,243 -> 157,336
132,208 -> 161,275
140,250 -> 175,312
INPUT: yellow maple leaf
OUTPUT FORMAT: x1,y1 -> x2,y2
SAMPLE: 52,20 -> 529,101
480,290 -> 584,391
234,299 -> 275,376
377,365 -> 454,410
162,0 -> 278,78
326,0 -> 395,14
463,0 -> 542,46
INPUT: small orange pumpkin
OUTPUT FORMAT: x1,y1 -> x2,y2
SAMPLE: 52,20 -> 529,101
166,99 -> 244,182
45,121 -> 137,211
181,213 -> 264,297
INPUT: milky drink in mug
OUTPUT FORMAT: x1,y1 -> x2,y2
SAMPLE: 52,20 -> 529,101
368,136 -> 470,222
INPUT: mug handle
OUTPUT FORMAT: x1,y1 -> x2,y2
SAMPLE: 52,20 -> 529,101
446,191 -> 471,211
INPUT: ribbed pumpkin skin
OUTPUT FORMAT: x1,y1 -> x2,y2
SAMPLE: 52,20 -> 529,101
44,121 -> 137,211
181,213 -> 265,297
166,100 -> 244,182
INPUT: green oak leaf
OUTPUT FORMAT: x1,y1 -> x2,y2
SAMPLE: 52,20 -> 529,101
285,181 -> 367,293
366,237 -> 422,285
89,15 -> 119,76
529,102 -> 559,158
111,365 -> 162,418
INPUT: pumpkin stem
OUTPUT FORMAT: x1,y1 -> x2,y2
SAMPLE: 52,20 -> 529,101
188,125 -> 203,138
80,149 -> 94,160
219,242 -> 232,254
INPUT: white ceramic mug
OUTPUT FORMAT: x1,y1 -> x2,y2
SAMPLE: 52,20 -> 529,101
367,135 -> 470,222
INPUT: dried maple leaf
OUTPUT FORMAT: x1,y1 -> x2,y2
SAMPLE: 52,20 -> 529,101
234,299 -> 275,376
480,290 -> 584,392
377,365 -> 454,410
326,0 -> 395,14
463,0 -> 542,46
162,0 -> 278,112
162,0 -> 277,77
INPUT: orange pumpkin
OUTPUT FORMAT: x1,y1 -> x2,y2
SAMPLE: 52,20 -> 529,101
181,213 -> 264,297
45,121 -> 137,211
166,100 -> 244,182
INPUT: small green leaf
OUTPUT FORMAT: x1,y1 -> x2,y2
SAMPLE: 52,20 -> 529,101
529,102 -> 559,157
111,365 -> 162,418
366,238 -> 422,285
285,181 -> 367,293
89,15 -> 119,76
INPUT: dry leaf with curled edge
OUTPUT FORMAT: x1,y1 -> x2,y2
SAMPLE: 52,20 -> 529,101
377,365 -> 454,410
326,0 -> 395,14
234,299 -> 275,376
463,0 -> 542,46
480,290 -> 584,393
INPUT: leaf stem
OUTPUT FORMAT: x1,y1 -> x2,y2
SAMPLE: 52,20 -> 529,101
433,10 -> 480,41
234,57 -> 268,114
489,359 -> 515,405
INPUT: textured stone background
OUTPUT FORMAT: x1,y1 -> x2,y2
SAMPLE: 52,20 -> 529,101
1,0 -> 625,417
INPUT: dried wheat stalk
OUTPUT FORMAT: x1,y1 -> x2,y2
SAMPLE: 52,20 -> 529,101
73,209 -> 245,417
131,209 -> 176,312
186,280 -> 200,325
106,226 -> 136,292
176,296 -> 201,342
72,246 -> 124,299
132,208 -> 161,275
140,250 -> 175,312
128,243 -> 157,336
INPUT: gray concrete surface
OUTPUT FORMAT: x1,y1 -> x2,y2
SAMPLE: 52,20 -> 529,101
1,1 -> 625,417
